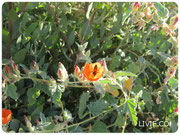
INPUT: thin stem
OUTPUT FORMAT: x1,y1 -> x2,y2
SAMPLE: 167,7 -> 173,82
59,100 -> 69,132
20,76 -> 93,88
122,111 -> 128,133
67,85 -> 93,88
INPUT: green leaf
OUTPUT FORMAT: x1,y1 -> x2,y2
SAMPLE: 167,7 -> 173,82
88,99 -> 108,116
92,120 -> 109,132
16,35 -> 22,44
81,21 -> 92,40
168,77 -> 178,89
94,84 -> 105,97
86,2 -> 93,19
100,79 -> 112,84
31,104 -> 44,120
35,82 -> 51,96
142,91 -> 152,101
8,9 -> 18,22
13,48 -> 27,64
122,4 -> 132,25
10,119 -> 20,132
6,84 -> 18,101
27,22 -> 38,34
127,63 -> 140,74
114,107 -> 124,128
125,99 -> 137,126
68,30 -> 75,46
103,93 -> 118,105
21,12 -> 29,27
100,22 -> 105,38
40,112 -> 46,123
78,92 -> 89,119
114,71 -> 137,78
27,88 -> 40,105
2,59 -> 10,65
153,2 -> 169,19
170,120 -> 178,132
2,29 -> 9,36
51,84 -> 65,105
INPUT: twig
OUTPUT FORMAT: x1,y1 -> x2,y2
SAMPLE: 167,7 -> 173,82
122,112 -> 128,133
17,2 -> 28,14
89,8 -> 97,25
47,3 -> 59,25
5,3 -> 13,59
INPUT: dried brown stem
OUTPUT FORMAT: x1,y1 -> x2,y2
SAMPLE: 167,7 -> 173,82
5,3 -> 13,59
47,3 -> 60,25
17,2 -> 28,14
84,2 -> 89,21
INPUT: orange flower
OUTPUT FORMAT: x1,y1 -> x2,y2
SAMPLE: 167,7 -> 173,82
82,62 -> 103,81
2,108 -> 12,125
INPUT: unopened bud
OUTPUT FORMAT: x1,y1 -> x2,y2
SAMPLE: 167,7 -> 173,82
99,59 -> 108,73
5,65 -> 11,74
35,119 -> 40,125
57,62 -> 68,81
33,61 -> 39,70
169,16 -> 178,31
171,56 -> 178,65
174,107 -> 178,114
74,65 -> 81,77
132,2 -> 140,12
24,115 -> 34,132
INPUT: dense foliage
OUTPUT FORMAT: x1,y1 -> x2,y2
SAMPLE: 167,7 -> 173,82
2,2 -> 178,133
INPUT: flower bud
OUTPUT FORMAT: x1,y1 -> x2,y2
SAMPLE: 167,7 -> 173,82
10,59 -> 20,75
148,2 -> 153,7
57,62 -> 68,81
169,16 -> 178,31
132,2 -> 140,12
74,65 -> 81,78
164,67 -> 176,85
35,119 -> 40,125
162,23 -> 172,36
24,115 -> 34,131
99,59 -> 108,73
5,65 -> 11,74
33,61 -> 39,70
174,107 -> 178,114
171,56 -> 178,66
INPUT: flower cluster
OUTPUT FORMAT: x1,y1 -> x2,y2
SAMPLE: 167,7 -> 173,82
131,2 -> 178,42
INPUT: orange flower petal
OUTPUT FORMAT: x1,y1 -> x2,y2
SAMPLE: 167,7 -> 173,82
2,108 -> 12,125
82,62 -> 103,81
